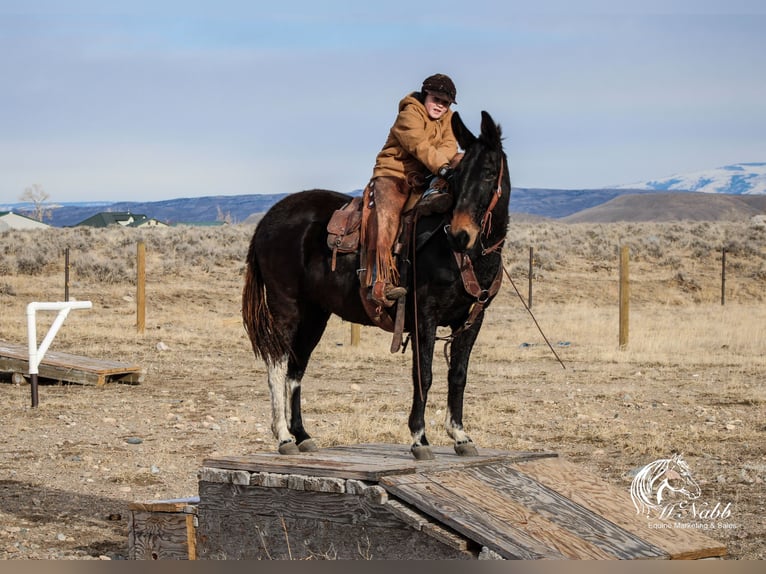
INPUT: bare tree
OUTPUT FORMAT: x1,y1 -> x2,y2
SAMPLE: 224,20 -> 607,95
216,205 -> 233,225
19,184 -> 53,222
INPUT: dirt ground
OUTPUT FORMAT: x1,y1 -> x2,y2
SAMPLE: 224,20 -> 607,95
0,223 -> 764,560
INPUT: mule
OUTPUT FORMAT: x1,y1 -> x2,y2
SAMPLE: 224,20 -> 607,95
242,110 -> 510,459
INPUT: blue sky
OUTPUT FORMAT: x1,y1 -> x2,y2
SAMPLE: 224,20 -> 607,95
1,0 -> 764,203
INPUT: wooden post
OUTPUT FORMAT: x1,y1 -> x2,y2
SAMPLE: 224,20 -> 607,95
721,247 -> 726,306
64,247 -> 70,302
528,246 -> 534,309
350,323 -> 360,346
137,241 -> 146,334
619,246 -> 629,349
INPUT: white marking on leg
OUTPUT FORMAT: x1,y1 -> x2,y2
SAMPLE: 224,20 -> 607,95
284,378 -> 300,430
268,357 -> 293,445
411,428 -> 425,447
445,407 -> 471,445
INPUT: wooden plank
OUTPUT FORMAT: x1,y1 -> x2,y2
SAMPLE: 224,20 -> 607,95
463,463 -> 667,559
0,340 -> 142,385
511,457 -> 728,560
424,469 -> 624,559
380,472 -> 565,559
202,452 -> 417,481
203,444 -> 556,482
128,497 -> 199,514
325,443 -> 557,469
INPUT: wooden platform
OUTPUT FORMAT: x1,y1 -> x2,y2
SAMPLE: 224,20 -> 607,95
0,340 -> 143,386
194,443 -> 727,560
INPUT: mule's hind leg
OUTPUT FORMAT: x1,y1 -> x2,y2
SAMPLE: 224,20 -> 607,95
267,358 -> 301,454
286,307 -> 331,453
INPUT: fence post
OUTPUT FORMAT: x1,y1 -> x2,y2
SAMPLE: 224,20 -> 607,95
721,247 -> 726,306
137,241 -> 146,334
64,247 -> 70,302
350,323 -> 360,346
619,245 -> 629,349
528,246 -> 534,309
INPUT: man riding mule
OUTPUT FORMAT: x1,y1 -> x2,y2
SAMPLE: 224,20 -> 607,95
362,73 -> 464,308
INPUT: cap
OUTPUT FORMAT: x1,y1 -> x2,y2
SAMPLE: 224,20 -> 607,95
421,73 -> 457,104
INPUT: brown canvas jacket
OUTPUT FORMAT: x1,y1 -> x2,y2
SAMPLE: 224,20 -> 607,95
372,93 -> 458,182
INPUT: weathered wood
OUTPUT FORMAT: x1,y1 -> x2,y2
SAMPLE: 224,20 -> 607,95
511,457 -> 728,560
465,463 -> 666,559
129,497 -> 199,514
380,472 -> 566,559
196,481 -> 475,559
0,340 -> 143,386
198,482 -> 402,528
128,498 -> 198,560
435,468 -> 620,559
201,452 -> 414,481
192,444 -> 727,561
198,512 -> 474,560
202,444 -> 554,481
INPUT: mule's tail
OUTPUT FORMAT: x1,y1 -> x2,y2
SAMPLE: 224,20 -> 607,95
242,241 -> 289,365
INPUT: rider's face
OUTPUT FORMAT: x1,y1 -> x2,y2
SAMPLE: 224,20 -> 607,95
424,93 -> 451,120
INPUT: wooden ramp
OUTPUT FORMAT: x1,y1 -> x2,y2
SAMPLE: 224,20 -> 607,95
195,443 -> 727,560
0,340 -> 143,386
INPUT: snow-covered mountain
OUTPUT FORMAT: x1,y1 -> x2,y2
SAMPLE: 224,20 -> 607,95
616,162 -> 766,195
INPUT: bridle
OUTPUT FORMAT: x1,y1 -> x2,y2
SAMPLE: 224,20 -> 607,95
428,156 -> 507,347
480,157 -> 505,240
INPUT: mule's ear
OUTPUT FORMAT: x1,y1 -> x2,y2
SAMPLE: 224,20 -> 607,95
480,111 -> 502,147
452,111 -> 476,150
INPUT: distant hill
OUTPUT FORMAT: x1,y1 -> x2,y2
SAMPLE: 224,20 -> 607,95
5,187 -> 764,228
5,187 -> 699,227
563,192 -> 766,223
13,193 -> 290,227
3,161 -> 764,226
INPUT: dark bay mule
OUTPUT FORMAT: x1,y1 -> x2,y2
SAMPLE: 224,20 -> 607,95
242,111 -> 510,460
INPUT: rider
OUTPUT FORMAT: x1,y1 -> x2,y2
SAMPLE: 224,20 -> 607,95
362,73 -> 463,308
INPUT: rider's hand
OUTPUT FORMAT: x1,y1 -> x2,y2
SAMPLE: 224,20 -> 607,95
437,164 -> 454,179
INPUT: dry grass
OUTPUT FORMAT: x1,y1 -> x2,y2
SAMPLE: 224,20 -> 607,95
0,220 -> 764,559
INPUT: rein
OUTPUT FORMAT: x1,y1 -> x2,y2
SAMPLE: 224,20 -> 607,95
480,158 -> 504,237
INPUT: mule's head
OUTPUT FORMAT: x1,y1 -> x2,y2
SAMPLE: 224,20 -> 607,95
446,110 -> 510,253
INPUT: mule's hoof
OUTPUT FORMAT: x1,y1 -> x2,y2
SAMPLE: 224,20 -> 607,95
411,445 -> 435,461
297,438 -> 318,452
278,441 -> 301,455
455,442 -> 479,457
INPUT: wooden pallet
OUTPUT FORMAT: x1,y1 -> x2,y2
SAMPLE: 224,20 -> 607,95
0,340 -> 143,386
195,443 -> 727,560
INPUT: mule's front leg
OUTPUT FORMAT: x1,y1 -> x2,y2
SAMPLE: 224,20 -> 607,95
445,319 -> 482,456
409,322 -> 437,460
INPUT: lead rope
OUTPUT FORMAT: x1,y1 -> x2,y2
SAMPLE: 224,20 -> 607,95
502,262 -> 566,369
435,261 -> 566,370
